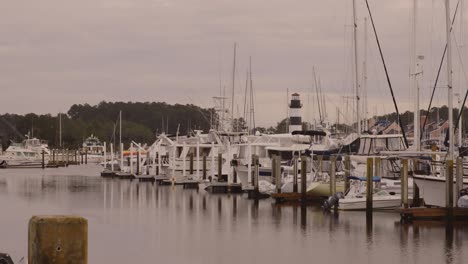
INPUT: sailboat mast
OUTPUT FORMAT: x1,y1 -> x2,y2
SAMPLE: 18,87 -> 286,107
313,67 -> 322,124
249,56 -> 255,133
459,0 -> 464,146
59,113 -> 62,147
363,17 -> 368,131
412,0 -> 420,151
231,42 -> 237,131
446,0 -> 454,159
352,0 -> 361,136
119,111 -> 122,153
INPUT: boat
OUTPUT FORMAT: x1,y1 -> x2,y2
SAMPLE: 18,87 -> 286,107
0,137 -> 50,167
81,135 -> 104,163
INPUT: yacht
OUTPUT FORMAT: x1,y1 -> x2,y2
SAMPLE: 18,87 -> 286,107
0,137 -> 50,166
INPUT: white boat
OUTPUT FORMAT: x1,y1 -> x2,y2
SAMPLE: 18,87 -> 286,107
82,135 -> 104,163
338,177 -> 414,211
0,137 -> 50,166
413,174 -> 468,207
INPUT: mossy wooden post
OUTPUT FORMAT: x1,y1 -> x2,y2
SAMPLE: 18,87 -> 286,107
253,155 -> 259,194
218,153 -> 223,181
202,154 -> 207,180
52,149 -> 56,164
136,151 -> 140,176
271,154 -> 277,184
330,155 -> 336,195
446,159 -> 454,209
301,156 -> 307,202
456,157 -> 463,206
345,155 -> 350,192
401,159 -> 409,209
28,215 -> 87,264
189,152 -> 194,175
275,155 -> 281,194
41,150 -> 45,169
232,154 -> 238,183
366,158 -> 373,213
293,154 -> 299,193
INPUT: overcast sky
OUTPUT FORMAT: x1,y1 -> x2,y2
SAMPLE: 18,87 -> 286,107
1,0 -> 467,126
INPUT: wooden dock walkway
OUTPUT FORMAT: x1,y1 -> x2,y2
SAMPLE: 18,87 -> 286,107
399,207 -> 468,221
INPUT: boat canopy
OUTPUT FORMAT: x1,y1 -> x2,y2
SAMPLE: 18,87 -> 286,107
292,130 -> 327,137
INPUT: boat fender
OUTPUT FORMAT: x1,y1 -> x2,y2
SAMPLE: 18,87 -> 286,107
322,192 -> 344,211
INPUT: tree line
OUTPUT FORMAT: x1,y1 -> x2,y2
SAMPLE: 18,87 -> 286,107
0,101 -> 214,150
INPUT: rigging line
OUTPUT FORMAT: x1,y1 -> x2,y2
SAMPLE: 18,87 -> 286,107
443,31 -> 468,148
313,67 -> 323,123
364,0 -> 409,147
421,0 -> 461,140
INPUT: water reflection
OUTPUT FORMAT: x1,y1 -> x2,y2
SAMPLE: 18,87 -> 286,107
0,168 -> 466,264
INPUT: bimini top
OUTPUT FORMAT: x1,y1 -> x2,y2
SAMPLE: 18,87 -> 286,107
291,130 -> 327,137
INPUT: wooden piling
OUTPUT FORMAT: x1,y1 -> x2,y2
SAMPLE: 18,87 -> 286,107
218,153 -> 223,181
52,149 -> 56,164
233,154 -> 238,183
374,157 -> 381,178
74,151 -> 77,164
330,155 -> 336,195
189,153 -> 194,175
275,155 -> 281,194
456,157 -> 463,206
401,159 -> 409,209
42,150 -> 45,169
66,149 -> 69,166
271,154 -> 277,184
345,155 -> 350,192
293,154 -> 298,193
446,159 -> 454,209
301,156 -> 307,201
318,155 -> 323,175
202,154 -> 207,180
136,151 -> 140,176
155,153 -> 159,175
366,158 -> 373,213
28,215 -> 87,264
85,149 -> 88,165
253,155 -> 259,193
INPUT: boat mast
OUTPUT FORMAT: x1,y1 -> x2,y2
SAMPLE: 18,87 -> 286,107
249,56 -> 255,133
459,0 -> 464,146
352,0 -> 361,136
446,0 -> 454,159
119,111 -> 122,154
59,112 -> 62,147
363,17 -> 368,131
231,42 -> 237,131
412,0 -> 421,151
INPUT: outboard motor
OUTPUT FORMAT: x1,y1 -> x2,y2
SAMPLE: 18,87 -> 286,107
322,192 -> 344,211
458,188 -> 468,208
0,253 -> 14,264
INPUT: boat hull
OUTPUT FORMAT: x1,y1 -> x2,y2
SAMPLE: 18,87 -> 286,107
413,175 -> 468,207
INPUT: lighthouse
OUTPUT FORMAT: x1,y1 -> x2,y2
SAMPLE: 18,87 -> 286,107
289,93 -> 302,133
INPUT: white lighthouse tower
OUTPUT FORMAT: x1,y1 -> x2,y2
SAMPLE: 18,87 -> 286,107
289,93 -> 302,133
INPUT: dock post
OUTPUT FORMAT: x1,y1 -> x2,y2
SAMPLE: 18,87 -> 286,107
446,159 -> 454,209
456,157 -> 463,206
189,152 -> 194,175
318,155 -> 323,176
74,150 -> 77,164
52,149 -> 56,164
374,157 -> 381,179
66,149 -> 69,166
28,215 -> 87,264
330,155 -> 336,196
275,155 -> 281,194
218,153 -> 223,181
156,153 -> 160,175
136,150 -> 140,176
42,150 -> 45,169
85,149 -> 88,165
271,154 -> 277,184
345,155 -> 350,192
293,154 -> 299,193
253,155 -> 259,194
301,156 -> 307,202
202,154 -> 207,180
110,144 -> 115,172
129,144 -> 134,174
401,159 -> 409,209
233,154 -> 238,183
366,157 -> 373,213
196,140 -> 200,179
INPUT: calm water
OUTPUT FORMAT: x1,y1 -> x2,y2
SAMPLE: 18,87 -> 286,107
0,165 -> 466,264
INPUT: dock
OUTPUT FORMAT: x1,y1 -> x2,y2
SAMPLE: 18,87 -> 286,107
204,182 -> 243,194
399,207 -> 468,221
271,192 -> 322,204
